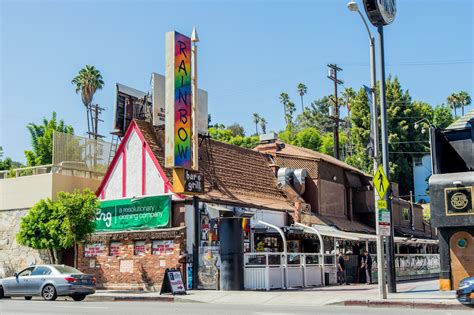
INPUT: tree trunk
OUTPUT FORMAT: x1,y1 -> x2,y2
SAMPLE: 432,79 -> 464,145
301,95 -> 304,112
255,123 -> 258,136
454,106 -> 457,117
461,105 -> 464,116
74,239 -> 77,268
52,249 -> 59,264
48,248 -> 55,264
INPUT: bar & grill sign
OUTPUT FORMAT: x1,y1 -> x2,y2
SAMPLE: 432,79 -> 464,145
96,195 -> 170,232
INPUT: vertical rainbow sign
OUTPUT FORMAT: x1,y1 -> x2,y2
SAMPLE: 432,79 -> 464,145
165,31 -> 192,169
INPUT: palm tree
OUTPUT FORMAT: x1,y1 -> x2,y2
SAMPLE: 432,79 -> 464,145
71,65 -> 104,137
252,113 -> 261,135
457,91 -> 471,116
447,93 -> 459,117
297,83 -> 308,112
259,117 -> 267,134
279,92 -> 290,126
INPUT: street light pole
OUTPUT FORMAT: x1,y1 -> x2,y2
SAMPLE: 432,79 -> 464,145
347,1 -> 386,299
377,25 -> 397,294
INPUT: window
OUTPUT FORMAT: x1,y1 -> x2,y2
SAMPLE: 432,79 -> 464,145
152,240 -> 174,255
54,265 -> 82,274
402,208 -> 410,221
109,241 -> 121,256
84,243 -> 106,257
18,267 -> 34,277
32,266 -> 52,276
134,241 -> 146,256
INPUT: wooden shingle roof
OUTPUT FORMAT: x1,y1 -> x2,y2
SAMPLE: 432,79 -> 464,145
135,120 -> 292,211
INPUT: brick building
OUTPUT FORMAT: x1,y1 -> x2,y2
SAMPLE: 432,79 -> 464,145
80,120 -> 293,290
254,139 -> 433,241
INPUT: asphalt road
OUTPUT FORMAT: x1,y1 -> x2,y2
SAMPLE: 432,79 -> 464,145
0,300 -> 472,315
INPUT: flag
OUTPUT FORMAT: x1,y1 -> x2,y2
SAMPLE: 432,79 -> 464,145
364,85 -> 374,158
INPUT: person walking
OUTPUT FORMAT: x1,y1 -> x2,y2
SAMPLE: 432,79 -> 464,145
361,250 -> 373,284
337,251 -> 348,285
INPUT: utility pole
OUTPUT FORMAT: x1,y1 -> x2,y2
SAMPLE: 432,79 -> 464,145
327,64 -> 343,160
378,25 -> 397,293
409,190 -> 415,230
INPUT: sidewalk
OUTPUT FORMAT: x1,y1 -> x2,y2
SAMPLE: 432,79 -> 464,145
89,279 -> 469,310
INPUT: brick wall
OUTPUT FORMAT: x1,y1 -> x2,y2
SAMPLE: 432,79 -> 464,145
77,227 -> 186,290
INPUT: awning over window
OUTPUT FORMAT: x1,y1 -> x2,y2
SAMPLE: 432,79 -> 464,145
305,224 -> 438,244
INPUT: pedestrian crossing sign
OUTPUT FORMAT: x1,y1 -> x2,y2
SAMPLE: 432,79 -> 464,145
374,165 -> 389,199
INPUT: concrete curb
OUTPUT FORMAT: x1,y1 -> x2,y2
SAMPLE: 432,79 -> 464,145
333,299 -> 472,310
86,294 -> 199,303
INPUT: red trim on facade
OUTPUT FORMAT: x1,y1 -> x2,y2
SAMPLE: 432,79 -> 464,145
95,121 -> 139,197
96,120 -> 179,199
100,190 -> 105,200
142,142 -> 146,195
122,148 -> 127,197
133,125 -> 173,193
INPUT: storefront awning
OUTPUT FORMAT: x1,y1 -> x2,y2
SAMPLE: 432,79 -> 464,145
207,204 -> 234,219
306,225 -> 368,241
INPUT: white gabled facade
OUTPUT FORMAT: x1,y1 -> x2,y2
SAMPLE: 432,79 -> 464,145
97,121 -> 172,201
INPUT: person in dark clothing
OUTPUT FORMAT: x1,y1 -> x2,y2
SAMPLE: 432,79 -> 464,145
337,252 -> 348,285
361,250 -> 373,284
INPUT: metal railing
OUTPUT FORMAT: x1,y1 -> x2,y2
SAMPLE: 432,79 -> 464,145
0,163 -> 105,180
243,253 -> 336,291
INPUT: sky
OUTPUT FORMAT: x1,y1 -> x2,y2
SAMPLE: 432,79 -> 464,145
1,0 -> 473,163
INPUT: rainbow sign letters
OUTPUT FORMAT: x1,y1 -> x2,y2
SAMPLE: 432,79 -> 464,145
174,33 -> 191,168
165,31 -> 192,169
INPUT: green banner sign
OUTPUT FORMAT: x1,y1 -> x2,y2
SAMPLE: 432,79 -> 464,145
96,195 -> 170,232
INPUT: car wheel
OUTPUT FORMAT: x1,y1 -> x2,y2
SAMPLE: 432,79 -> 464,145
0,286 -> 4,299
24,296 -> 32,300
71,294 -> 86,301
42,284 -> 57,301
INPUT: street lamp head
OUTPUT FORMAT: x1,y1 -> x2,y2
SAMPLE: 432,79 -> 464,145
347,1 -> 359,12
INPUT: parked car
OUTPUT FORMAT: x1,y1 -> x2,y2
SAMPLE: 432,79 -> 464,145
457,276 -> 474,306
0,264 -> 95,301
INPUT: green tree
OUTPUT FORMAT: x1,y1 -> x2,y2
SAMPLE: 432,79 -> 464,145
447,93 -> 460,117
259,117 -> 267,134
16,198 -> 63,263
297,83 -> 308,112
71,65 -> 104,135
296,96 -> 334,132
432,105 -> 454,129
0,157 -> 12,171
227,123 -> 245,137
252,113 -> 261,135
56,189 -> 99,267
16,189 -> 98,265
279,92 -> 290,127
24,112 -> 74,167
457,91 -> 471,116
294,128 -> 322,151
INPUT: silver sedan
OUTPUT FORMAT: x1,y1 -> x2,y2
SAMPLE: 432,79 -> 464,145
0,264 -> 96,301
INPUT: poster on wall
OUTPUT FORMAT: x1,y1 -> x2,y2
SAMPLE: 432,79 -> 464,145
84,243 -> 106,257
152,240 -> 174,255
165,31 -> 193,170
96,195 -> 170,232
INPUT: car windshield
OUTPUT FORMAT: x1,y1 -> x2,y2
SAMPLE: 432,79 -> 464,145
53,265 -> 82,274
